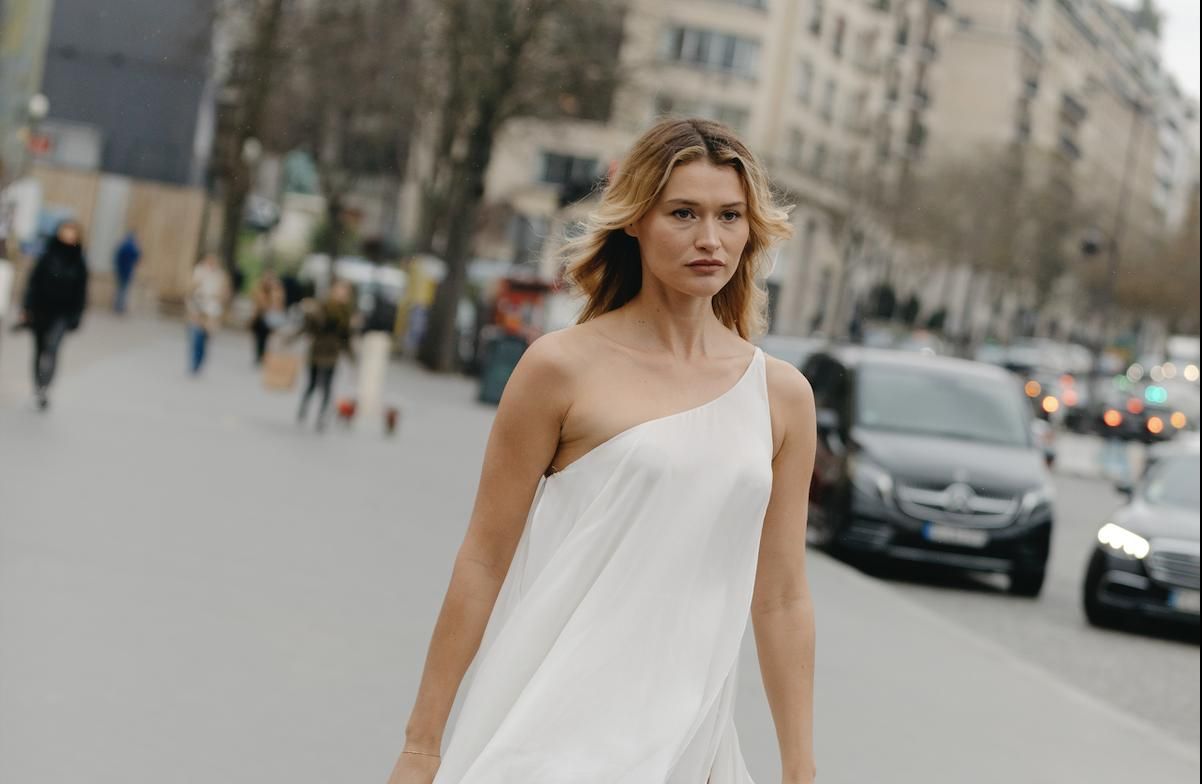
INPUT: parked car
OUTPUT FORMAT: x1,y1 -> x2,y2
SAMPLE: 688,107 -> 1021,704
801,347 -> 1055,596
1082,443 -> 1200,628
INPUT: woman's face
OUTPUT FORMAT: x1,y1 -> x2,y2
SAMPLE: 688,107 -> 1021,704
57,223 -> 81,246
626,159 -> 750,297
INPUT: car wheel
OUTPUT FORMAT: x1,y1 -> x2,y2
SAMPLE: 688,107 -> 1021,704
1083,552 -> 1122,628
1010,565 -> 1046,597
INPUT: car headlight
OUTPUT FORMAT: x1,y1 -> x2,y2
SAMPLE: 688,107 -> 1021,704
848,454 -> 894,504
1097,523 -> 1151,559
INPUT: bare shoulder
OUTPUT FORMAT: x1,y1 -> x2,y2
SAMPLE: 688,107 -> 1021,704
764,355 -> 812,416
764,351 -> 822,456
502,325 -> 598,412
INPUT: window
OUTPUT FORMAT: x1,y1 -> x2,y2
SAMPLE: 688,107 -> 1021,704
662,25 -> 761,79
541,152 -> 597,186
809,0 -> 824,37
832,16 -> 847,58
856,364 -> 1030,446
654,95 -> 750,135
788,128 -> 805,169
906,120 -> 926,153
810,142 -> 828,178
820,78 -> 837,123
798,60 -> 814,103
895,15 -> 910,47
1058,134 -> 1081,161
1060,93 -> 1087,127
854,29 -> 878,70
847,89 -> 868,130
715,105 -> 751,133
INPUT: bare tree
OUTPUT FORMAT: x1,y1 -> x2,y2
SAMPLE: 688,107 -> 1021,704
258,0 -> 424,256
413,0 -> 625,372
214,0 -> 287,280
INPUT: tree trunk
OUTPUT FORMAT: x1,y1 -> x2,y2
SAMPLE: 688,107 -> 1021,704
417,113 -> 498,372
216,0 -> 286,282
220,172 -> 249,282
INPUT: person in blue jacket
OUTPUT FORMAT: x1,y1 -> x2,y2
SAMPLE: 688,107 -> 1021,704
112,230 -> 141,314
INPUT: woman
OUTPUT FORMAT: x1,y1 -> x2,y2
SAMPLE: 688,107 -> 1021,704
186,253 -> 231,375
389,118 -> 818,783
249,267 -> 286,365
20,219 -> 89,410
293,279 -> 356,431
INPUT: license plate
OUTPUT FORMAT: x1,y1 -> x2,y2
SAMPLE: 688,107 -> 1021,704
1170,589 -> 1201,615
922,523 -> 989,548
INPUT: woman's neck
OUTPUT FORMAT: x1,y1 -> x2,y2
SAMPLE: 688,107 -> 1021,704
620,287 -> 721,358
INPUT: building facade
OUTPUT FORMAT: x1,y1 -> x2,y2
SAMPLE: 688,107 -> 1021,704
0,0 -> 55,183
37,0 -> 218,186
405,0 -> 1198,343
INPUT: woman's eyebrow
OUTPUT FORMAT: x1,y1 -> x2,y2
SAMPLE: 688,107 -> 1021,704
664,198 -> 747,208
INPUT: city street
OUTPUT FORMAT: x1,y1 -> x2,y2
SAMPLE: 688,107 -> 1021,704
1,313 -> 1198,784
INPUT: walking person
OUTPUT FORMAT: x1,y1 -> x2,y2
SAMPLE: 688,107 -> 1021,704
388,118 -> 817,784
293,279 -> 356,431
249,267 -> 286,365
185,253 -> 230,375
18,219 -> 89,410
112,229 -> 141,314
358,240 -> 396,428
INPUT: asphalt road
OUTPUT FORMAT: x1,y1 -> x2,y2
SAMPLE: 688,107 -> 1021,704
1,313 -> 1197,784
873,470 -> 1200,749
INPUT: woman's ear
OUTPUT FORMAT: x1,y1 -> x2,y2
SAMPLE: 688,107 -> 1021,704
623,222 -> 639,239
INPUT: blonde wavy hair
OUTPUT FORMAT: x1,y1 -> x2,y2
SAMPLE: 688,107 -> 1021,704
561,117 -> 793,340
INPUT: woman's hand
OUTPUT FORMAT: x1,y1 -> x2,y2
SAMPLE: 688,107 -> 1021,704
385,750 -> 440,784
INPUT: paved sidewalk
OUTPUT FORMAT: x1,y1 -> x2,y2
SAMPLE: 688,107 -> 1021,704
1,314 -> 1196,784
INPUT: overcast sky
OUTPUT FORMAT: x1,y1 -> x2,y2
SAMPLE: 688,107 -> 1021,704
1115,0 -> 1200,99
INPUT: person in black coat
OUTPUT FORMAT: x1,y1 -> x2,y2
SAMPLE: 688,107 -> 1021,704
19,219 -> 89,410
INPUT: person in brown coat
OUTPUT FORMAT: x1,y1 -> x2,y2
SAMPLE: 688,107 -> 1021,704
249,268 -> 286,365
293,279 -> 356,431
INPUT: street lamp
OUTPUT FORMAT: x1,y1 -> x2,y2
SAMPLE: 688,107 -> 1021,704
1077,80 -> 1150,384
21,93 -> 50,178
27,93 -> 49,123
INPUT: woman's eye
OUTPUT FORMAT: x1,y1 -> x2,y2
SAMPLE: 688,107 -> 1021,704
721,211 -> 742,221
672,208 -> 694,219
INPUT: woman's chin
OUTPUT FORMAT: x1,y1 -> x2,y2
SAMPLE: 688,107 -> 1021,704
681,276 -> 732,297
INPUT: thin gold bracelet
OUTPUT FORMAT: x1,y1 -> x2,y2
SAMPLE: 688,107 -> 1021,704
402,750 -> 441,758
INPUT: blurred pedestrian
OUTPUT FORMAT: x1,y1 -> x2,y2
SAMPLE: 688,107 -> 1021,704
112,229 -> 141,314
359,242 -> 395,428
292,279 -> 356,431
185,253 -> 231,375
17,219 -> 89,410
388,118 -> 813,783
250,267 -> 286,365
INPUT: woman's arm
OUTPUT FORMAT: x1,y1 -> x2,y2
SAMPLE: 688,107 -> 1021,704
397,333 -> 574,758
751,361 -> 818,784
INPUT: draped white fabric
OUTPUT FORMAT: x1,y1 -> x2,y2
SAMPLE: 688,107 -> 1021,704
434,347 -> 773,784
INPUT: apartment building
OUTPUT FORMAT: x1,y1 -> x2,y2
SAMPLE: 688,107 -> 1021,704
461,0 -> 949,336
901,0 -> 1198,342
424,0 -> 1195,341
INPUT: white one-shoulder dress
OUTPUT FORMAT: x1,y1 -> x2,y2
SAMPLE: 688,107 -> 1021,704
433,346 -> 773,784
